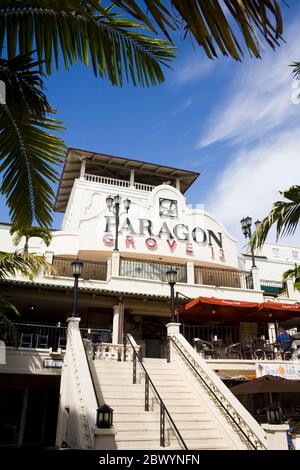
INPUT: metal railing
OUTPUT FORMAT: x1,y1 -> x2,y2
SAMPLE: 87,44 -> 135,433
52,257 -> 107,281
120,258 -> 187,282
169,336 -> 265,450
181,324 -> 299,361
125,334 -> 188,449
194,266 -> 253,289
0,322 -> 111,350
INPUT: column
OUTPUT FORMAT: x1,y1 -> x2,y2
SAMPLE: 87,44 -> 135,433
175,178 -> 181,191
112,305 -> 120,344
112,303 -> 124,344
79,159 -> 86,179
130,169 -> 135,188
106,259 -> 112,280
286,279 -> 295,299
186,261 -> 195,284
44,251 -> 54,264
261,424 -> 289,450
111,251 -> 120,277
251,267 -> 261,290
268,323 -> 277,343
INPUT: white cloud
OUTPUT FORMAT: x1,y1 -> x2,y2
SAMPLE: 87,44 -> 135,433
197,22 -> 300,148
172,54 -> 215,86
171,98 -> 193,116
206,128 -> 300,246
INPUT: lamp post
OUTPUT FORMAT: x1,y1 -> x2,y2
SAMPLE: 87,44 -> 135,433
240,216 -> 260,268
71,258 -> 83,317
166,269 -> 177,323
106,195 -> 131,251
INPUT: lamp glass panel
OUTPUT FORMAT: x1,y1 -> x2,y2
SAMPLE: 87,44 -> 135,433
106,196 -> 114,209
71,259 -> 83,276
166,269 -> 177,284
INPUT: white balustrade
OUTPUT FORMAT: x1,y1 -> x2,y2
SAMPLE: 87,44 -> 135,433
84,174 -> 155,192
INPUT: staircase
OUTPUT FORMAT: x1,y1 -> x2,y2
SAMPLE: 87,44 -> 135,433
90,357 -> 250,450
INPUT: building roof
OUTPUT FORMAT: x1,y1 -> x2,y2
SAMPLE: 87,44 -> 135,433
55,148 -> 200,212
0,278 -> 171,301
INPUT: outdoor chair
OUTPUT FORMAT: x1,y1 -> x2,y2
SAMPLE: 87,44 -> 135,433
240,343 -> 254,359
252,339 -> 266,360
225,342 -> 242,359
19,333 -> 33,348
193,338 -> 219,359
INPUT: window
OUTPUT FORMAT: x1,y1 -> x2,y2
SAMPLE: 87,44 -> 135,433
272,248 -> 280,258
292,250 -> 298,260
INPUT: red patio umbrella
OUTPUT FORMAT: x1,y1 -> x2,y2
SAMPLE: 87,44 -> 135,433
182,296 -> 259,322
182,296 -> 300,322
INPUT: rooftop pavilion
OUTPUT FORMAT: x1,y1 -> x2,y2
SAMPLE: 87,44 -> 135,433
55,147 -> 200,212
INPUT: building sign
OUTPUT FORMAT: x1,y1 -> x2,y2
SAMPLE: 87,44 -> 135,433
256,362 -> 300,380
103,216 -> 225,259
44,358 -> 63,369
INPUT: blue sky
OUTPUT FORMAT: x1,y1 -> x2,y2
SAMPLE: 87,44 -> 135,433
1,2 -> 300,252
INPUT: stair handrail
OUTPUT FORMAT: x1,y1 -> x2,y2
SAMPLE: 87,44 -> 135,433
83,338 -> 100,409
169,335 -> 267,450
125,334 -> 188,450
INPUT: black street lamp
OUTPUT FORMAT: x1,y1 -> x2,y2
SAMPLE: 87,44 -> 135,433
71,258 -> 83,317
97,403 -> 114,428
240,216 -> 260,268
166,269 -> 177,323
106,195 -> 131,251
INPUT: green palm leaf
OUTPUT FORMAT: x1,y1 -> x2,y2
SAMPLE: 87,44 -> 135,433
0,2 -> 175,85
0,251 -> 55,281
112,0 -> 283,60
10,225 -> 52,252
282,264 -> 300,281
250,186 -> 300,249
0,53 -> 65,227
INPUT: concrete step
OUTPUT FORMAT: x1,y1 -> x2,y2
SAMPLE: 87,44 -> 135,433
95,389 -> 145,399
113,413 -> 160,423
115,421 -> 216,431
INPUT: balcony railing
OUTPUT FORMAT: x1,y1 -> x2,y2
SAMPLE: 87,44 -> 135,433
182,324 -> 299,361
84,173 -> 155,192
52,257 -> 107,281
194,266 -> 253,290
120,258 -> 187,282
0,322 -> 112,350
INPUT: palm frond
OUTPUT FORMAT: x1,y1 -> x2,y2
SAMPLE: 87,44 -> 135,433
282,264 -> 300,281
250,186 -> 300,249
10,225 -> 52,247
0,2 -> 175,85
0,251 -> 55,281
112,0 -> 283,60
0,53 -> 65,227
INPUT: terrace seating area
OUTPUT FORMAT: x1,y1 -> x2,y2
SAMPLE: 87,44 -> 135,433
0,322 -> 112,351
193,337 -> 299,360
185,324 -> 300,361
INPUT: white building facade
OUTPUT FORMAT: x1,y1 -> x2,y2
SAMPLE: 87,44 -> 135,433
1,148 -> 300,450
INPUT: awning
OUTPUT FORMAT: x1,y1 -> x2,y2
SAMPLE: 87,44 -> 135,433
182,296 -> 300,322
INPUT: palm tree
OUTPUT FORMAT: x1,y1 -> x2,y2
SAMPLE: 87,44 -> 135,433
0,2 -> 175,228
0,251 -> 55,281
250,186 -> 300,249
0,53 -> 66,228
112,0 -> 284,60
283,264 -> 300,292
0,251 -> 55,343
10,225 -> 52,253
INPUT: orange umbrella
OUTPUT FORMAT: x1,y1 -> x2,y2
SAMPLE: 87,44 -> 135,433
182,296 -> 259,322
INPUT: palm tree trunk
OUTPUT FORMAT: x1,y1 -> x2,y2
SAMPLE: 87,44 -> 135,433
24,237 -> 29,254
